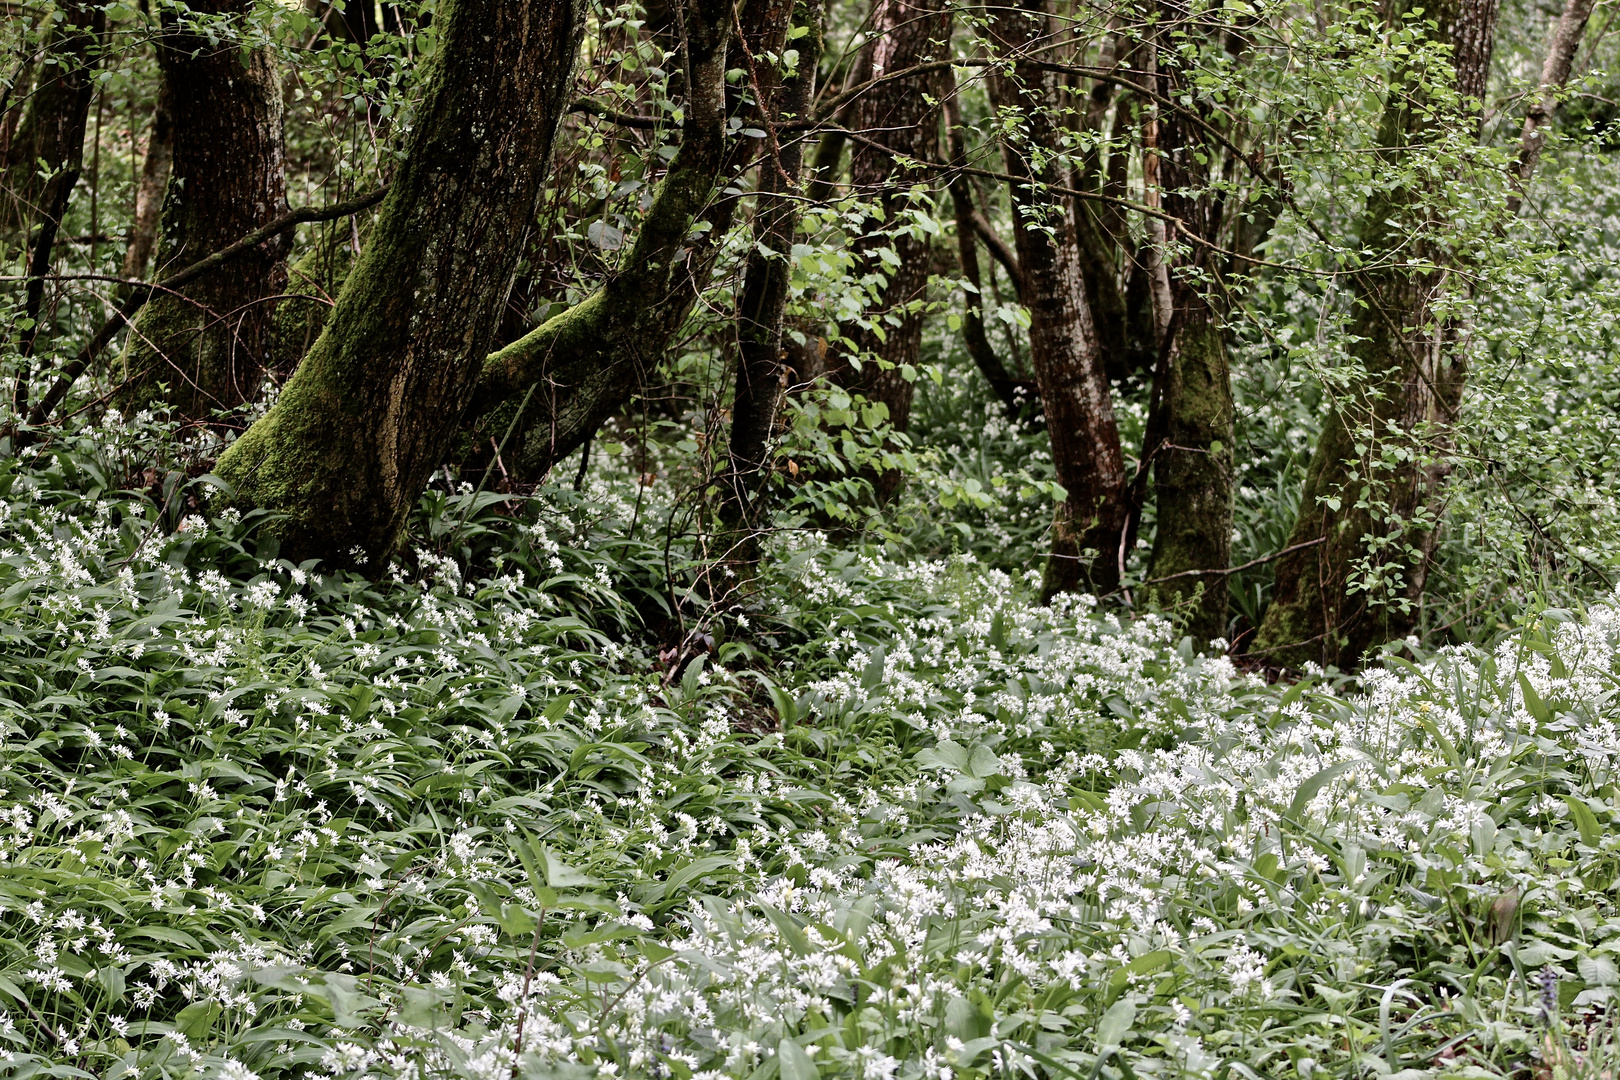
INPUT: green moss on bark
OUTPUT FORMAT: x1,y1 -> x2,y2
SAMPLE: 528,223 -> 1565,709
216,0 -> 585,567
463,0 -> 736,484
1251,0 -> 1493,669
1145,308 -> 1234,644
269,224 -> 357,376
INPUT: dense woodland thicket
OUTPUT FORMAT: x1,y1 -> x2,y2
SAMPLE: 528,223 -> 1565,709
8,0 -> 1620,1076
7,0 -> 1620,664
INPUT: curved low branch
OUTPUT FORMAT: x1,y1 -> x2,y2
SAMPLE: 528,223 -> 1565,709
19,186 -> 387,435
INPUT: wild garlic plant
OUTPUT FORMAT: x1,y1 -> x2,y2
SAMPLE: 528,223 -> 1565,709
0,429 -> 1616,1080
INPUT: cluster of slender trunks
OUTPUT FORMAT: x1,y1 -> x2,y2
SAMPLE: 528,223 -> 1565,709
0,0 -> 1588,668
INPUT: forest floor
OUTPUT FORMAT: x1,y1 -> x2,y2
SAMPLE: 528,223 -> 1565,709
0,433 -> 1616,1080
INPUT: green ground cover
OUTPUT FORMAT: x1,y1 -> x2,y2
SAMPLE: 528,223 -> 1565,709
1,427 -> 1619,1080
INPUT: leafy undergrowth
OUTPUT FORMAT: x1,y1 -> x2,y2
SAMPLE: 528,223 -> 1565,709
2,438 -> 1620,1080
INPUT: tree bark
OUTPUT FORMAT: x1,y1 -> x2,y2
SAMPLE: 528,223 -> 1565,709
2,0 -> 101,243
1507,0 -> 1595,215
986,0 -> 1128,599
1070,29 -> 1144,385
215,0 -> 585,567
464,0 -> 791,485
1251,0 -> 1499,668
120,88 -> 173,282
944,88 -> 1036,417
829,0 -> 953,503
118,1 -> 287,420
8,0 -> 103,421
1141,5 -> 1236,644
717,0 -> 826,563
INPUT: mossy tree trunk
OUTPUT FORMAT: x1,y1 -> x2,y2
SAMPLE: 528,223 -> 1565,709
1141,10 -> 1236,644
465,0 -> 793,484
828,0 -> 953,503
1251,0 -> 1499,668
119,1 -> 287,420
986,0 -> 1128,599
268,218 -> 363,376
215,0 -> 585,567
716,0 -> 825,566
2,0 -> 102,243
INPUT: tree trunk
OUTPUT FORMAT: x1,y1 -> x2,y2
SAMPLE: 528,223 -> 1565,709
1070,29 -> 1144,385
268,216 -> 362,376
118,1 -> 287,420
1507,0 -> 1595,215
829,0 -> 953,503
8,0 -> 103,421
1141,6 -> 1236,644
121,88 -> 173,282
1251,0 -> 1499,669
944,89 -> 1035,417
215,0 -> 585,567
2,0 -> 101,243
718,0 -> 826,565
986,0 -> 1128,599
464,0 -> 792,485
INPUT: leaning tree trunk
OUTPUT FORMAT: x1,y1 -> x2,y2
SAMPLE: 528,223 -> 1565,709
465,0 -> 793,484
117,0 -> 287,421
1141,6 -> 1236,644
215,0 -> 584,567
1251,0 -> 1499,669
829,0 -> 953,503
2,0 -> 101,243
987,0 -> 1128,599
717,0 -> 826,569
944,89 -> 1035,417
8,0 -> 103,421
1507,0 -> 1596,215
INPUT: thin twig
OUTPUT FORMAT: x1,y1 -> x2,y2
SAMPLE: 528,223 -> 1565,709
1132,536 -> 1327,589
17,186 -> 388,438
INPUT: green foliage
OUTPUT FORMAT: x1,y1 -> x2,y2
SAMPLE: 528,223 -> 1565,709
0,425 -> 1612,1078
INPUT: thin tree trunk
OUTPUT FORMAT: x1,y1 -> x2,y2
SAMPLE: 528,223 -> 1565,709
8,0 -> 103,421
1251,0 -> 1499,668
1141,2 -> 1236,644
215,0 -> 585,567
120,88 -> 173,282
804,40 -> 867,203
1507,0 -> 1596,215
944,89 -> 1034,417
2,1 -> 100,242
118,1 -> 287,420
1138,46 -> 1174,351
1071,28 -> 1142,384
830,0 -> 953,503
464,0 -> 794,485
718,0 -> 826,566
986,0 -> 1128,599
